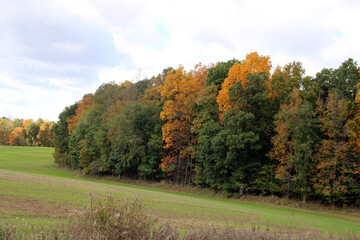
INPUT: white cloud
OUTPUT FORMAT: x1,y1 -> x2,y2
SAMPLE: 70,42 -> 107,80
1,0 -> 360,120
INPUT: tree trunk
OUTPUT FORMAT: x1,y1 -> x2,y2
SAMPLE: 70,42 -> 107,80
239,187 -> 244,196
188,158 -> 193,185
302,183 -> 306,203
184,162 -> 188,186
286,180 -> 290,199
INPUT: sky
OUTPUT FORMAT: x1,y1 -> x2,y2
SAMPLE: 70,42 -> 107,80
0,0 -> 359,121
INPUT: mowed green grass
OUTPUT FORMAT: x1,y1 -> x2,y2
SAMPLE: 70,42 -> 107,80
0,145 -> 360,236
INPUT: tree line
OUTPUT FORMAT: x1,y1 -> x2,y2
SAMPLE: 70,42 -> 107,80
53,52 -> 360,207
0,118 -> 54,147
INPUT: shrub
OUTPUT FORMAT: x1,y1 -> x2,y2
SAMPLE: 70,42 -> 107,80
63,194 -> 179,240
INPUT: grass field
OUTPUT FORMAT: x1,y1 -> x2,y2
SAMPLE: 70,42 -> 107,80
1,145 -> 360,237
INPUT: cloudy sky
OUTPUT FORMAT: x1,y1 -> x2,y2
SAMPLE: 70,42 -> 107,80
0,0 -> 359,121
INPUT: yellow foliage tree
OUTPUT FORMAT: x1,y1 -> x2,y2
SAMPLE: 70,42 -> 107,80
0,118 -> 12,145
159,64 -> 209,183
36,120 -> 54,147
217,52 -> 272,115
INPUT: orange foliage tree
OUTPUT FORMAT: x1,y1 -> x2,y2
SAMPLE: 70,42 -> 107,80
22,119 -> 32,128
119,80 -> 132,88
67,94 -> 94,133
159,64 -> 209,183
9,127 -> 25,146
217,52 -> 272,115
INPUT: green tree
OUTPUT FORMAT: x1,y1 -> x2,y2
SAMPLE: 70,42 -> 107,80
194,121 -> 223,188
194,110 -> 259,197
206,59 -> 240,90
108,101 -> 163,179
269,89 -> 317,201
221,109 -> 260,196
23,120 -> 40,146
12,118 -> 23,128
228,73 -> 277,195
196,73 -> 276,196
313,59 -> 359,102
192,63 -> 227,185
53,103 -> 78,167
68,104 -> 105,173
191,84 -> 220,169
331,58 -> 359,101
270,61 -> 307,104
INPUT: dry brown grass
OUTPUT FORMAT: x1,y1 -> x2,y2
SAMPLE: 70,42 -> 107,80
0,195 -> 74,218
183,226 -> 355,240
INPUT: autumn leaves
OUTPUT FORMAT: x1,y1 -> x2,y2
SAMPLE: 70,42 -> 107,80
51,52 -> 360,206
0,118 -> 54,147
217,52 -> 272,113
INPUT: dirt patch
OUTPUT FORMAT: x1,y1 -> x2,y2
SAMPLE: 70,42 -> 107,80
0,195 -> 79,218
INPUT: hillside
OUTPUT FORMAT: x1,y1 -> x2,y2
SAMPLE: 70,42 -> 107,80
1,146 -> 360,238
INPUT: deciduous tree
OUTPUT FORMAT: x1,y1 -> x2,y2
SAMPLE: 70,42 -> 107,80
160,64 -> 209,184
36,120 -> 54,147
269,89 -> 317,201
313,92 -> 353,206
9,127 -> 25,146
23,119 -> 39,146
53,103 -> 78,167
217,52 -> 272,115
0,118 -> 12,145
67,94 -> 94,134
108,101 -> 163,179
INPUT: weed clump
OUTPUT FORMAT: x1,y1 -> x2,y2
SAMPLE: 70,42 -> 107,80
0,224 -> 17,240
63,194 -> 179,240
